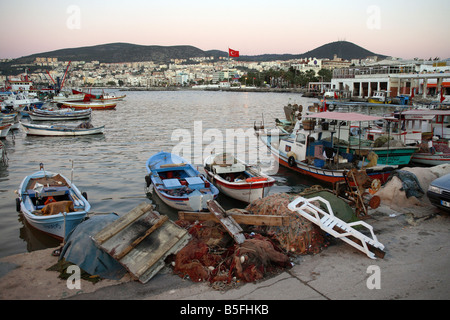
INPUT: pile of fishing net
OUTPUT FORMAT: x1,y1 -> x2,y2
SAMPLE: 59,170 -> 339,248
172,220 -> 291,285
245,193 -> 326,255
171,192 -> 332,285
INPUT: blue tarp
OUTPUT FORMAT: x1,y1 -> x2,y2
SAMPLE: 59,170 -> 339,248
387,170 -> 425,198
59,213 -> 128,280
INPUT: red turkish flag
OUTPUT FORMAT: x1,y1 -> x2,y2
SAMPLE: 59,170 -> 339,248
228,48 -> 239,57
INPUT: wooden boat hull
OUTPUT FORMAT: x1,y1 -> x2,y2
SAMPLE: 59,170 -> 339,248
61,102 -> 117,110
20,122 -> 104,136
204,154 -> 275,203
146,152 -> 219,211
205,172 -> 274,203
28,110 -> 91,121
91,95 -> 126,102
337,146 -> 418,166
411,153 -> 450,166
261,135 -> 394,185
0,124 -> 12,138
16,169 -> 90,240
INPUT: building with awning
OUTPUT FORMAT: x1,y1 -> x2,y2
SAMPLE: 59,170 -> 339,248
331,60 -> 450,99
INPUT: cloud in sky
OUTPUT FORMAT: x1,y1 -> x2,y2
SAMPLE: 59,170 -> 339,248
1,0 -> 449,59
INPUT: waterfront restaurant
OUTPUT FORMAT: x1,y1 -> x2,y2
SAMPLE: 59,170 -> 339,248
331,61 -> 450,100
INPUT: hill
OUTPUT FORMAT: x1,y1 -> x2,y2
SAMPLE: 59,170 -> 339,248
12,43 -> 222,64
300,41 -> 386,60
2,41 -> 387,68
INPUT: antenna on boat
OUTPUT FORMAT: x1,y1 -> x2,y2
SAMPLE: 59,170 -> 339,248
39,162 -> 47,178
70,159 -> 74,183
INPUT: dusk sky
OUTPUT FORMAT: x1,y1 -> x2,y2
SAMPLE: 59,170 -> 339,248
1,0 -> 449,60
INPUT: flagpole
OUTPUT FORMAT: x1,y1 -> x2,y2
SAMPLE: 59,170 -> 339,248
227,47 -> 230,86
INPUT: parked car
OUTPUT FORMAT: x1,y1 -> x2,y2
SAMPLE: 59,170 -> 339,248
427,173 -> 450,212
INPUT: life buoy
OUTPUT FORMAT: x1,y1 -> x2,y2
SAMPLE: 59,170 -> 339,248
245,177 -> 268,183
350,127 -> 361,136
288,156 -> 297,167
369,179 -> 381,194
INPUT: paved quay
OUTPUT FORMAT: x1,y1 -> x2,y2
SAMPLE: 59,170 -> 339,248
1,204 -> 449,301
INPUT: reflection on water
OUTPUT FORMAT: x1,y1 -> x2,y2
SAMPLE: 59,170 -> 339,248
0,90 -> 320,258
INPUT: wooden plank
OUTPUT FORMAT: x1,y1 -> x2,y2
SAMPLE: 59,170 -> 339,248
119,221 -> 190,282
206,200 -> 245,244
93,202 -> 192,283
114,215 -> 169,260
178,211 -> 289,227
93,202 -> 153,245
93,208 -> 161,257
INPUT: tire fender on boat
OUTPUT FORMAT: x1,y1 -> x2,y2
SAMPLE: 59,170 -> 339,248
145,175 -> 152,188
288,156 -> 297,167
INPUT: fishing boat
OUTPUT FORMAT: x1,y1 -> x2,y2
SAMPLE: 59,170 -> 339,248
91,92 -> 126,102
27,108 -> 92,121
204,153 -> 275,203
145,151 -> 219,211
368,91 -> 391,104
60,101 -> 117,110
0,123 -> 12,138
258,112 -> 397,185
15,163 -> 91,240
20,122 -> 104,136
380,109 -> 450,166
51,91 -> 86,103
0,141 -> 7,166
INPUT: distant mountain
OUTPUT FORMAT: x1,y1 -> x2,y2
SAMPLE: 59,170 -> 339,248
300,41 -> 386,60
12,43 -> 224,64
3,41 -> 387,67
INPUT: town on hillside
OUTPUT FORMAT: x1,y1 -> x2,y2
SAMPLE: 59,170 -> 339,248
1,53 -> 449,101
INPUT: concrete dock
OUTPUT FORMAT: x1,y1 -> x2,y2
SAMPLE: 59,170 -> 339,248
1,202 -> 448,302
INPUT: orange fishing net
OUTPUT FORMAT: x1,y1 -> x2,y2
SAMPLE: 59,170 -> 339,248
245,193 -> 325,255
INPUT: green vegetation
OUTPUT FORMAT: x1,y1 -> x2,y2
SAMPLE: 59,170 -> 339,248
241,67 -> 333,88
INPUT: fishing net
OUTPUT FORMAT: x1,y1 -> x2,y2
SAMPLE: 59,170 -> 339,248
245,193 -> 325,255
173,220 -> 292,285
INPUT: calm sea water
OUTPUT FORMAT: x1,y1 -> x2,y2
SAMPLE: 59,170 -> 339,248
0,90 -> 320,258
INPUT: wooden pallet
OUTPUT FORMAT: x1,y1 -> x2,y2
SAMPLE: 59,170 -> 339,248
92,202 -> 191,283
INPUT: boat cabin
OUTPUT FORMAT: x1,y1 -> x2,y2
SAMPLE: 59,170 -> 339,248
278,124 -> 352,168
397,110 -> 450,144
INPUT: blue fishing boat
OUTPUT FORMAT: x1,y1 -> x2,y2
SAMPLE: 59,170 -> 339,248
16,163 -> 91,240
145,151 -> 219,211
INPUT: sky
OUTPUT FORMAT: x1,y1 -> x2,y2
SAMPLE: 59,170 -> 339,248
1,0 -> 449,60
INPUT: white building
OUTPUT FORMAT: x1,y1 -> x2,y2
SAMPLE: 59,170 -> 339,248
292,58 -> 322,75
331,60 -> 450,99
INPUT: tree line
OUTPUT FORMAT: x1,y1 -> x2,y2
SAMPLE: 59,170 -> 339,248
239,67 -> 333,88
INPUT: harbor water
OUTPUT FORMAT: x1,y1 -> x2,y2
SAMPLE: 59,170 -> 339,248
0,90 -> 320,259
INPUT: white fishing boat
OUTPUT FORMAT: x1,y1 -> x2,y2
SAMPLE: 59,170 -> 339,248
61,101 -> 117,110
204,153 -> 275,203
15,163 -> 90,240
0,123 -> 12,138
27,108 -> 92,121
20,122 -> 104,136
259,112 -> 397,185
51,91 -> 86,103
